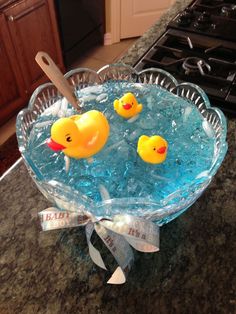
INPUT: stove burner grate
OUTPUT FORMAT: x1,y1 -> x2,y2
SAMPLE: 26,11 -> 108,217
134,29 -> 236,113
182,57 -> 211,75
167,0 -> 236,43
221,5 -> 236,18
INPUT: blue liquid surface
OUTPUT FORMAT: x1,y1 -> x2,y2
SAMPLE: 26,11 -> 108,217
27,82 -> 215,206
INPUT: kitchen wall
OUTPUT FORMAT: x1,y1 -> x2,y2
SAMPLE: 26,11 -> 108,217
105,0 -> 175,44
105,0 -> 111,33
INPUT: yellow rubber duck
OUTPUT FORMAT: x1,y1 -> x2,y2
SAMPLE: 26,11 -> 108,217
46,110 -> 110,159
114,92 -> 142,119
137,135 -> 168,164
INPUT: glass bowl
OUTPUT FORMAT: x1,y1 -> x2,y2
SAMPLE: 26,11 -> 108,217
16,64 -> 228,225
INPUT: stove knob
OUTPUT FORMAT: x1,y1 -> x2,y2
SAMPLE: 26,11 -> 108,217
199,12 -> 211,23
201,0 -> 224,5
221,5 -> 236,18
203,0 -> 223,4
184,8 -> 194,19
176,9 -> 194,26
193,12 -> 211,30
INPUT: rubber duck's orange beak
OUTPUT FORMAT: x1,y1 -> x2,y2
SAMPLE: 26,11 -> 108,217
157,146 -> 166,154
123,103 -> 132,110
46,138 -> 66,151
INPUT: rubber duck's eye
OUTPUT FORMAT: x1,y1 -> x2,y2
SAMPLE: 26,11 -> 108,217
153,148 -> 156,151
66,136 -> 72,142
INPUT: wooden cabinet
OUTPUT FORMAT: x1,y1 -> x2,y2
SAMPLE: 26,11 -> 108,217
0,13 -> 27,126
0,0 -> 64,126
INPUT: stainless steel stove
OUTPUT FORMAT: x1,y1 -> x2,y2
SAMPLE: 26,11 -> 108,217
169,0 -> 236,41
134,0 -> 236,114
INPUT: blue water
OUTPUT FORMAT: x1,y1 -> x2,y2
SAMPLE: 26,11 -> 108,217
27,82 -> 215,205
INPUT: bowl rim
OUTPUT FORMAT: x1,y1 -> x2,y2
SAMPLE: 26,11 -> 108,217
16,63 -> 228,222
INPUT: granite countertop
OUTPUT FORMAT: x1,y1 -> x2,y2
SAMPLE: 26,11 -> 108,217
1,0 -> 236,313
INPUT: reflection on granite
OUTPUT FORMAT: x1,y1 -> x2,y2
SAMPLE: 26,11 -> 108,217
1,1 -> 236,313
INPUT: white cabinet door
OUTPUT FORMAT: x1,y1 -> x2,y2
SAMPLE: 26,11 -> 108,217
120,0 -> 175,38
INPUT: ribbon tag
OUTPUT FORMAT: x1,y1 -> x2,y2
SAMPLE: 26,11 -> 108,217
94,223 -> 134,284
100,214 -> 159,253
86,222 -> 134,284
85,222 -> 108,271
39,207 -> 91,231
38,207 -> 160,284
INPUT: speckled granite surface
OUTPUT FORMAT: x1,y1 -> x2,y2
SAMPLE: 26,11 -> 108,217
1,1 -> 236,313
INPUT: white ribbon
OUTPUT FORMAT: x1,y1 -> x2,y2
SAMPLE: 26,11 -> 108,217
39,207 -> 159,284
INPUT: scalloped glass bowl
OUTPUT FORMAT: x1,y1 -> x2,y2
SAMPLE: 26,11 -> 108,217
16,64 -> 228,225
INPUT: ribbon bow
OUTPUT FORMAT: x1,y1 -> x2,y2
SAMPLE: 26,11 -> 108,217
39,208 -> 159,284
